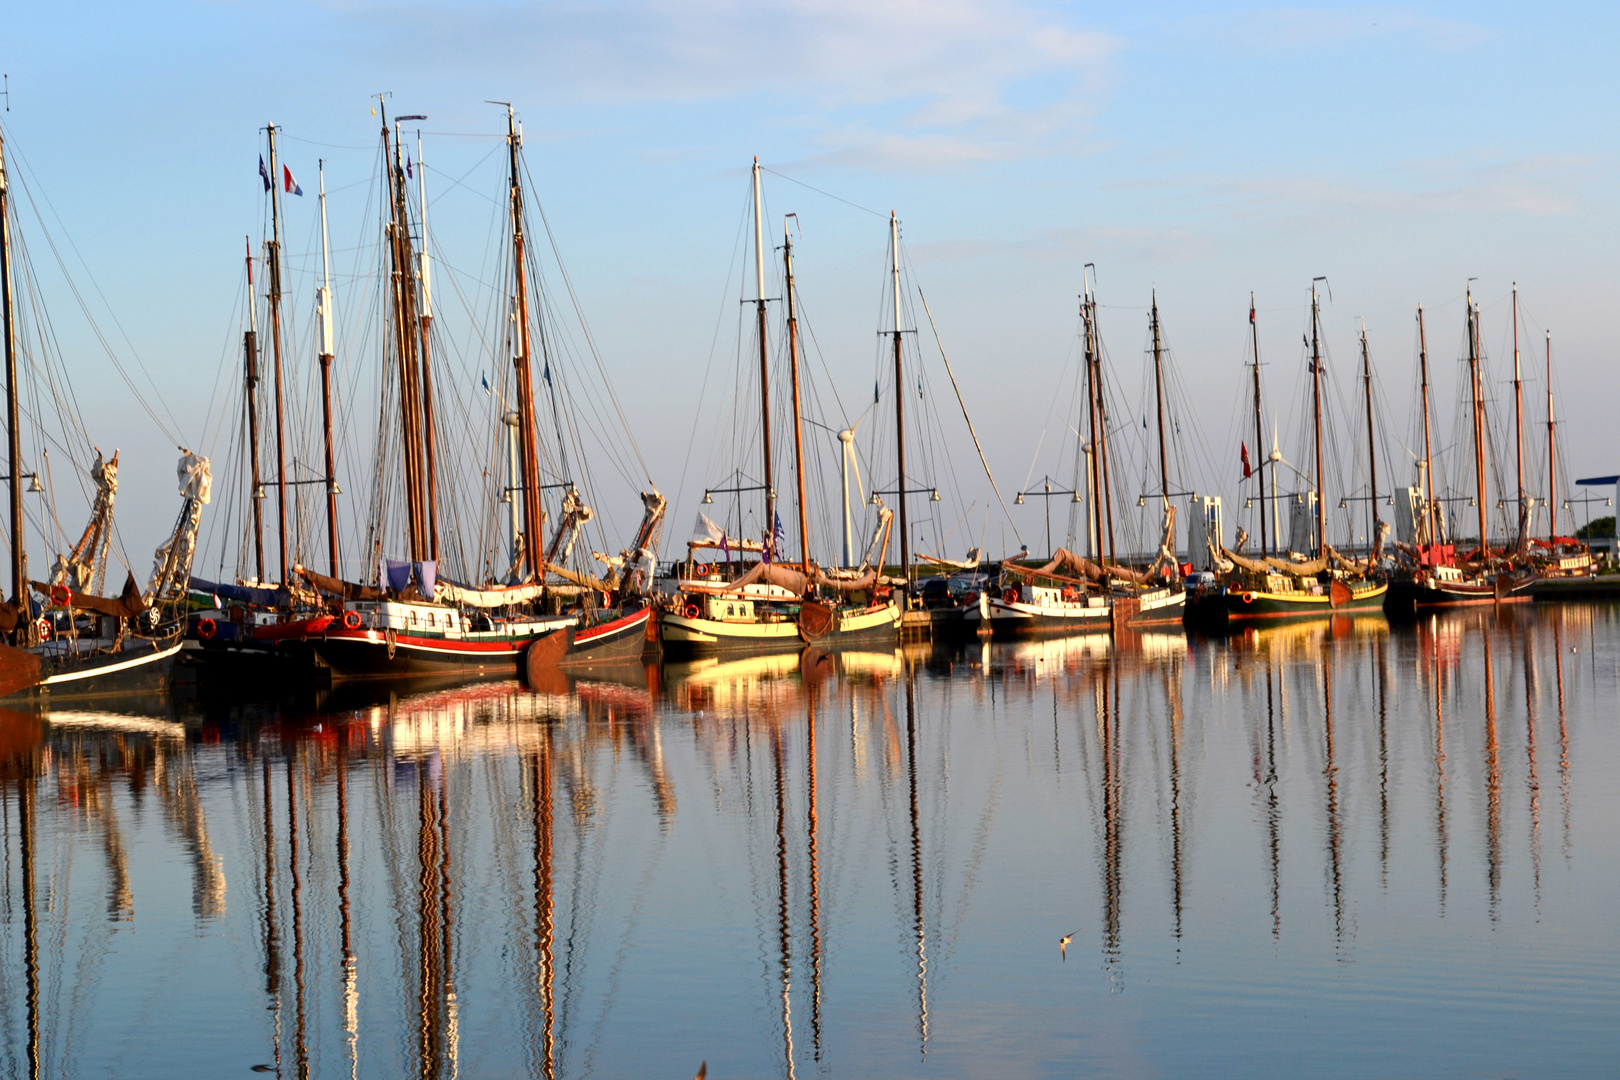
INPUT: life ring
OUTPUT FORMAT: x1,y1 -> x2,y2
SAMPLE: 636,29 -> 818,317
695,563 -> 710,578
1002,587 -> 1018,605
684,604 -> 700,620
963,591 -> 978,605
36,618 -> 51,641
196,617 -> 217,639
1241,591 -> 1256,605
342,610 -> 362,630
49,584 -> 70,607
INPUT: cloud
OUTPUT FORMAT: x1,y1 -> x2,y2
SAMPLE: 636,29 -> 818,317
911,225 -> 1214,265
340,0 -> 1120,170
1187,5 -> 1488,52
1134,153 -> 1592,223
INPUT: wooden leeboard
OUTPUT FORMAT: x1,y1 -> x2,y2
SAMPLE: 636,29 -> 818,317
522,627 -> 574,695
0,643 -> 42,700
1329,580 -> 1353,608
798,600 -> 835,642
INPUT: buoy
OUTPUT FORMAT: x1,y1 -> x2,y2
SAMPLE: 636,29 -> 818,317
1241,591 -> 1256,604
342,610 -> 362,630
196,617 -> 217,639
49,584 -> 70,607
684,604 -> 701,620
695,563 -> 710,578
1003,587 -> 1019,605
36,618 -> 51,641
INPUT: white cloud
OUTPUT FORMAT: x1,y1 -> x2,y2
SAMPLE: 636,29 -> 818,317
342,0 -> 1120,170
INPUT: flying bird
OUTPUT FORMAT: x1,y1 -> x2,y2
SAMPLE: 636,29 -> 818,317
1060,932 -> 1075,960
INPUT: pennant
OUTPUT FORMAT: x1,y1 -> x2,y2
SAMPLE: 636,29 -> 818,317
1249,303 -> 1255,325
283,164 -> 303,196
720,534 -> 730,562
258,155 -> 271,192
406,155 -> 413,179
1241,442 -> 1252,479
481,372 -> 490,395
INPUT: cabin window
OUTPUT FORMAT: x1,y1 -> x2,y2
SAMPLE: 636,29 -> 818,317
726,604 -> 735,617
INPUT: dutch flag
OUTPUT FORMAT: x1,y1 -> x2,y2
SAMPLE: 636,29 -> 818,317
283,164 -> 303,196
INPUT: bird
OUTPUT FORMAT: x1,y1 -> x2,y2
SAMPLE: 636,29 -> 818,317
1059,932 -> 1074,960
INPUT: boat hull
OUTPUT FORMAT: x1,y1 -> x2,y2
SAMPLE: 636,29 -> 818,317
305,617 -> 574,681
797,600 -> 902,647
9,637 -> 184,701
658,608 -> 804,658
1194,581 -> 1388,628
1385,571 -> 1534,615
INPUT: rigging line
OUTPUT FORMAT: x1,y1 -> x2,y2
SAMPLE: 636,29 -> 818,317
277,133 -> 375,151
759,166 -> 885,219
11,146 -> 186,445
522,161 -> 653,487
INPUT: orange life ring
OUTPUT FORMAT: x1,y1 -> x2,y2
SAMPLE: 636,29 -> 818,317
50,584 -> 70,607
197,617 -> 217,639
1002,587 -> 1018,605
695,563 -> 710,578
36,618 -> 51,641
963,591 -> 978,605
684,603 -> 701,620
342,610 -> 362,630
1241,592 -> 1256,605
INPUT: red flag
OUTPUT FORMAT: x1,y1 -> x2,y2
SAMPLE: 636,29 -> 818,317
1241,442 -> 1252,479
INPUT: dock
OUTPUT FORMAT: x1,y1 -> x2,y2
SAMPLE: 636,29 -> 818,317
1533,575 -> 1620,601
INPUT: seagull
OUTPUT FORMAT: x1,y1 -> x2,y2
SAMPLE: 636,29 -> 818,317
1060,932 -> 1074,960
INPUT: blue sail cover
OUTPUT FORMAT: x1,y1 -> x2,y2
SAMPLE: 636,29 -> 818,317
190,578 -> 289,608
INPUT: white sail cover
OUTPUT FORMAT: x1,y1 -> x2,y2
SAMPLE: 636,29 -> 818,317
432,580 -> 547,608
145,451 -> 211,605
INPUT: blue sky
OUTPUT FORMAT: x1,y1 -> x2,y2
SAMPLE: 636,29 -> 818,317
3,1 -> 1616,569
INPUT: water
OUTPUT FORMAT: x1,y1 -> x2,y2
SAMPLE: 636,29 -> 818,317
1,603 -> 1617,1078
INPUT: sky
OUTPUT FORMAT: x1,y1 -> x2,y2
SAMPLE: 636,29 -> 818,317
2,0 -> 1617,574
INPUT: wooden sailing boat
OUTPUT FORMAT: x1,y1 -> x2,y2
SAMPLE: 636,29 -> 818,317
1193,280 -> 1386,626
972,276 -> 1183,637
0,118 -> 208,699
660,163 -> 900,656
1386,285 -> 1535,612
294,103 -> 662,679
1531,329 -> 1597,579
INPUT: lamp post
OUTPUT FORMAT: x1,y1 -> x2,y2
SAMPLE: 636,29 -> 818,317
1016,475 -> 1082,561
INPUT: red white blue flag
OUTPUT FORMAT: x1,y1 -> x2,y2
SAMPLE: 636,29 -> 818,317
283,164 -> 303,196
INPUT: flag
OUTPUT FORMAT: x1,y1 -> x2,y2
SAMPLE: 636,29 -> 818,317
770,512 -> 785,563
1249,303 -> 1255,325
694,513 -> 724,544
406,155 -> 413,179
720,533 -> 730,562
1241,442 -> 1252,479
283,164 -> 303,196
413,560 -> 436,596
481,372 -> 490,395
258,155 -> 271,192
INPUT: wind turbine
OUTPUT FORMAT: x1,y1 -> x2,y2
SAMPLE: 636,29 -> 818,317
838,413 -> 870,568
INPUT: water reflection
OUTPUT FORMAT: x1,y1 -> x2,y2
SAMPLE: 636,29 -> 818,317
0,604 -> 1614,1077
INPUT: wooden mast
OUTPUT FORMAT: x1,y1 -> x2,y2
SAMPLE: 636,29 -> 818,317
1417,307 -> 1438,547
503,104 -> 545,582
1082,281 -> 1104,561
1150,290 -> 1170,515
1546,332 -> 1557,543
1310,280 -> 1326,559
265,123 -> 291,587
1466,285 -> 1490,558
316,166 -> 340,579
415,127 -> 440,561
783,221 -> 810,568
890,211 -> 909,583
0,121 -> 24,625
244,237 -> 267,583
381,106 -> 429,565
1087,285 -> 1117,566
1249,295 -> 1267,558
1511,284 -> 1526,547
751,160 -> 775,554
1360,323 -> 1380,544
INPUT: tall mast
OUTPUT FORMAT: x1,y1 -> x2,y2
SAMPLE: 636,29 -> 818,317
415,127 -> 440,561
1088,286 -> 1117,566
751,160 -> 775,552
265,123 -> 291,587
243,237 -> 267,582
1149,290 -> 1170,514
316,165 -> 340,579
1466,285 -> 1489,557
381,105 -> 429,564
890,211 -> 909,583
1417,307 -> 1438,547
1546,332 -> 1557,543
1511,284 -> 1526,543
504,104 -> 545,581
1082,280 -> 1104,561
783,221 -> 810,568
1360,322 -> 1379,546
1249,295 -> 1267,558
0,121 -> 24,620
1310,280 -> 1326,559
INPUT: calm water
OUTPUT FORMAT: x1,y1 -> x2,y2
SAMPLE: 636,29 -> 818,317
1,604 -> 1617,1079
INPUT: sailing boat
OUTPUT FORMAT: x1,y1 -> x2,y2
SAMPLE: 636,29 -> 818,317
1386,286 -> 1534,612
660,163 -> 900,657
294,103 -> 662,679
971,276 -> 1183,636
1192,281 -> 1386,627
0,118 -> 209,699
1531,328 -> 1597,580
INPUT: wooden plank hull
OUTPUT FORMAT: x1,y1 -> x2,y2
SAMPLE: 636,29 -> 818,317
1193,581 -> 1387,628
